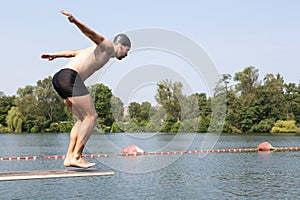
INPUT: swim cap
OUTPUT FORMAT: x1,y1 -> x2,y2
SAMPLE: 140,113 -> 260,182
113,34 -> 131,48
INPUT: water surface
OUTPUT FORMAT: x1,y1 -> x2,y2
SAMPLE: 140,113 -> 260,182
0,133 -> 299,199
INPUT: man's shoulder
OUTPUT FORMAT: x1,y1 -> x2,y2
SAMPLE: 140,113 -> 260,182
99,39 -> 114,52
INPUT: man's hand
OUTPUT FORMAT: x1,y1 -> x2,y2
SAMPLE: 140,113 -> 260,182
59,10 -> 105,46
60,10 -> 75,23
41,54 -> 56,61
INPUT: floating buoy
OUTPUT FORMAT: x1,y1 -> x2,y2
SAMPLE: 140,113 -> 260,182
122,144 -> 144,156
257,142 -> 274,151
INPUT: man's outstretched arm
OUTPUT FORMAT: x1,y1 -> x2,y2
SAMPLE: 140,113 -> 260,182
60,10 -> 105,46
41,50 -> 79,61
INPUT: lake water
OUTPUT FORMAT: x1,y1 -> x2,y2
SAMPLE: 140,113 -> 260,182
1,133 -> 300,199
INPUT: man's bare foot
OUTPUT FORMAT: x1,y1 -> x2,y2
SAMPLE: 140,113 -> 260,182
69,156 -> 96,168
63,156 -> 72,167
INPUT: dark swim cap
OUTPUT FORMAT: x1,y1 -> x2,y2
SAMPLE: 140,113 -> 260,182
113,34 -> 131,48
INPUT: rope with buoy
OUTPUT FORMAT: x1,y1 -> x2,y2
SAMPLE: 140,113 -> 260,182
1,142 -> 299,161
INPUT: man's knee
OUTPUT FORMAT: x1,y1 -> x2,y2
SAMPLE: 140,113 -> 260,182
93,112 -> 98,122
89,112 -> 98,125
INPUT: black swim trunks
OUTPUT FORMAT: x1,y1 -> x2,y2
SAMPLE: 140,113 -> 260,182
52,68 -> 89,99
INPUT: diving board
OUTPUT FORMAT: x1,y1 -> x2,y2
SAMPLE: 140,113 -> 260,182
0,169 -> 115,181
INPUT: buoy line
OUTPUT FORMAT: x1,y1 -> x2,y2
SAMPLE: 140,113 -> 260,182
0,156 -> 38,161
1,142 -> 300,161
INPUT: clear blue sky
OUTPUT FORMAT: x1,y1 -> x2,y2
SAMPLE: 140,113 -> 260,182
1,0 -> 299,97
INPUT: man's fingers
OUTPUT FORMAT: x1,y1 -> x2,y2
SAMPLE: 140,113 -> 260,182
41,54 -> 49,59
41,54 -> 54,61
60,9 -> 71,17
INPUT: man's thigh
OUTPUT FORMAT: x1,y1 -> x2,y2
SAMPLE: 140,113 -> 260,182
68,94 -> 96,117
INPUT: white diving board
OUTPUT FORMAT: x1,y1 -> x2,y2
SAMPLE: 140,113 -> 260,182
0,169 -> 115,181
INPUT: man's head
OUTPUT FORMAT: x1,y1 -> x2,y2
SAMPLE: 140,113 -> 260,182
113,34 -> 131,60
114,34 -> 131,48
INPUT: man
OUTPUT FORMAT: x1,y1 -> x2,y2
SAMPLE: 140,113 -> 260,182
41,10 -> 131,168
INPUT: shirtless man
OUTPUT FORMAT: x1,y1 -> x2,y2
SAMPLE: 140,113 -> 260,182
41,10 -> 131,168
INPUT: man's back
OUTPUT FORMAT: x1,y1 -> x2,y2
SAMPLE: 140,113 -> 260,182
65,41 -> 114,81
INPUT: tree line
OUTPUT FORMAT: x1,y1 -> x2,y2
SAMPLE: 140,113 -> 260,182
0,66 -> 299,134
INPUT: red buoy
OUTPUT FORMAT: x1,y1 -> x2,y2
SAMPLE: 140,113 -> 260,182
122,144 -> 144,156
257,142 -> 274,151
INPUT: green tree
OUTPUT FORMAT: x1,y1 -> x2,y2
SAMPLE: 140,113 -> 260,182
155,80 -> 183,123
258,73 -> 285,120
208,74 -> 229,133
224,89 -> 242,133
110,122 -> 123,133
35,77 -> 65,122
231,67 -> 260,132
15,85 -> 37,116
249,119 -> 275,133
128,102 -> 141,121
89,84 -> 114,131
234,66 -> 259,103
126,101 -> 153,132
194,93 -> 208,117
0,94 -> 15,127
271,120 -> 297,133
6,106 -> 23,133
294,83 -> 300,124
15,77 -> 67,133
111,96 -> 124,122
140,102 -> 151,122
15,86 -> 39,132
284,82 -> 298,120
198,116 -> 210,133
181,95 -> 200,120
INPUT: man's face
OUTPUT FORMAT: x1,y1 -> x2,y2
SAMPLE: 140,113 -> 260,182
117,45 -> 130,60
